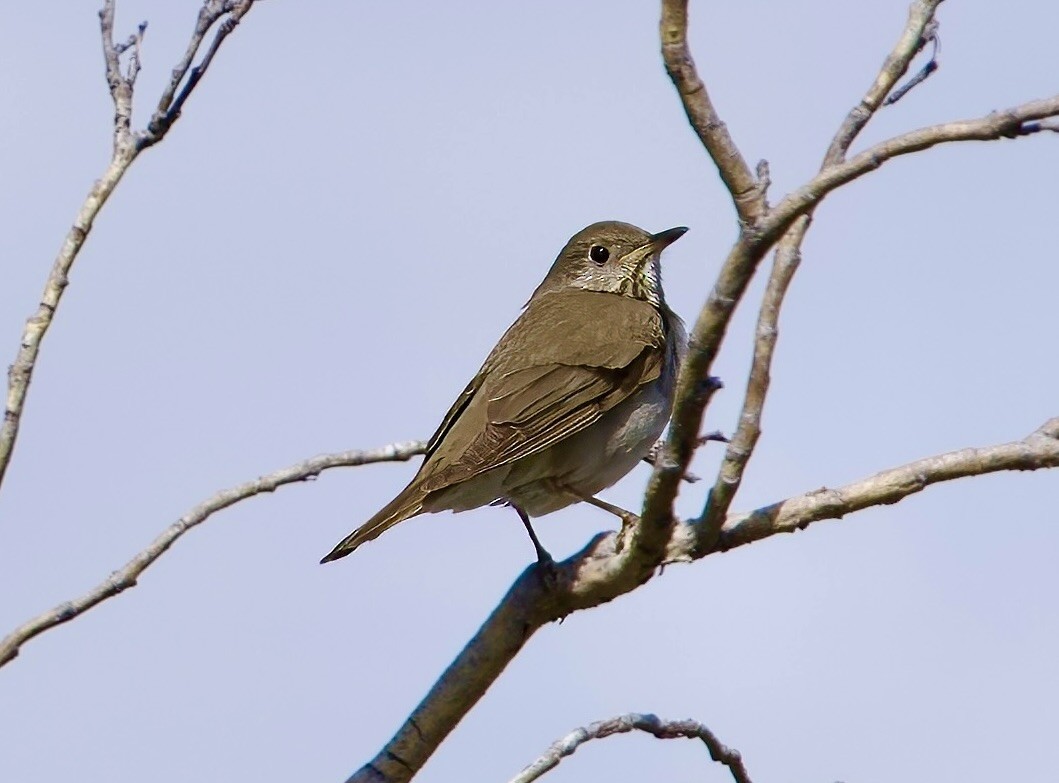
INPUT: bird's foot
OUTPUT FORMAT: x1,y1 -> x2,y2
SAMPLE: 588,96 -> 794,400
534,549 -> 561,590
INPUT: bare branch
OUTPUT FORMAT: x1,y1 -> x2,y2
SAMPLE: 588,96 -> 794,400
697,1 -> 947,542
766,95 -> 1059,243
145,0 -> 256,144
507,713 -> 752,783
98,0 -> 136,151
660,0 -> 766,225
646,92 -> 1059,546
699,220 -> 803,541
708,417 -> 1059,553
0,441 -> 425,667
348,420 -> 1059,782
827,1 -> 945,163
0,0 -> 261,494
885,19 -> 941,106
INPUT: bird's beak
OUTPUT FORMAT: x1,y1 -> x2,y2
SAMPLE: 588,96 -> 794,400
645,226 -> 689,252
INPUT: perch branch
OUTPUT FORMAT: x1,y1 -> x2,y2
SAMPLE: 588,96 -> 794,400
507,713 -> 752,783
348,419 -> 1059,782
350,3 -> 1059,778
827,0 -> 944,162
0,441 -> 426,667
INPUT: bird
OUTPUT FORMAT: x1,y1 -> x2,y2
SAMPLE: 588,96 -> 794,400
321,220 -> 688,564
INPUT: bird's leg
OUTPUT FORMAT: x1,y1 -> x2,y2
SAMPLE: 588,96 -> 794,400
579,495 -> 641,528
508,501 -> 554,567
547,480 -> 640,531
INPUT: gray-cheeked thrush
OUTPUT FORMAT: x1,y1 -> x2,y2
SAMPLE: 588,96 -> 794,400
322,220 -> 688,564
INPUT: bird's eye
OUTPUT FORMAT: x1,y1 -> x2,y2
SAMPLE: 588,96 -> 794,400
589,245 -> 610,265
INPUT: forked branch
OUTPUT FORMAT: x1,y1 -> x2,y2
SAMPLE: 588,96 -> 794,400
345,0 -> 1058,777
348,418 -> 1059,783
660,0 -> 766,226
640,8 -> 1059,550
0,0 -> 260,494
699,0 -> 946,541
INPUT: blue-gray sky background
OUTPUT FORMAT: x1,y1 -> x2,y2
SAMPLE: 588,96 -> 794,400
1,2 -> 1057,781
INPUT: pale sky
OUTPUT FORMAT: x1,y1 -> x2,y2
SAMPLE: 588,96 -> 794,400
1,2 -> 1057,782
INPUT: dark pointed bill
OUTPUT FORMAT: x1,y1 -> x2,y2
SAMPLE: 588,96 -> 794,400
646,226 -> 689,251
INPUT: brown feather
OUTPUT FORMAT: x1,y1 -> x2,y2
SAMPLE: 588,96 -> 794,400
322,220 -> 689,562
417,290 -> 664,492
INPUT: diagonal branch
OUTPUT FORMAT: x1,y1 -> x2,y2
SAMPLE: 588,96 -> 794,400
762,95 -> 1059,244
699,222 -> 803,541
0,440 -> 425,668
711,417 -> 1059,552
825,0 -> 945,164
698,0 -> 945,542
660,0 -> 766,226
507,713 -> 752,783
348,3 -> 1058,781
0,0 -> 261,494
146,0 -> 256,144
350,2 -> 1059,778
642,92 -> 1059,550
348,419 -> 1059,782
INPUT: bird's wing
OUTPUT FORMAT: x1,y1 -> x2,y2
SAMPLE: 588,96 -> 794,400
417,289 -> 665,493
424,376 -> 479,457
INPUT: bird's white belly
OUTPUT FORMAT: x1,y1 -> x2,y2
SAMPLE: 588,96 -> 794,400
503,378 -> 673,515
426,313 -> 686,519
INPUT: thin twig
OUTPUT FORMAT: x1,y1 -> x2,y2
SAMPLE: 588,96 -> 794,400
348,418 -> 1059,783
0,0 -> 260,494
124,21 -> 148,84
765,94 -> 1059,243
146,0 -> 255,142
507,713 -> 752,783
642,434 -> 727,483
0,440 -> 425,667
149,1 -> 228,128
697,0 -> 945,542
645,96 -> 1059,554
699,221 -> 803,543
825,0 -> 945,164
98,0 -> 134,151
660,0 -> 766,226
710,417 -> 1059,552
885,19 -> 942,106
639,2 -> 947,556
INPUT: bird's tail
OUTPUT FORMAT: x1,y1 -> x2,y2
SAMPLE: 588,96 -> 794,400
320,485 -> 427,563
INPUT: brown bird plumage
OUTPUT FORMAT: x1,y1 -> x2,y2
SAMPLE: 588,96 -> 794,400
321,221 -> 687,563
